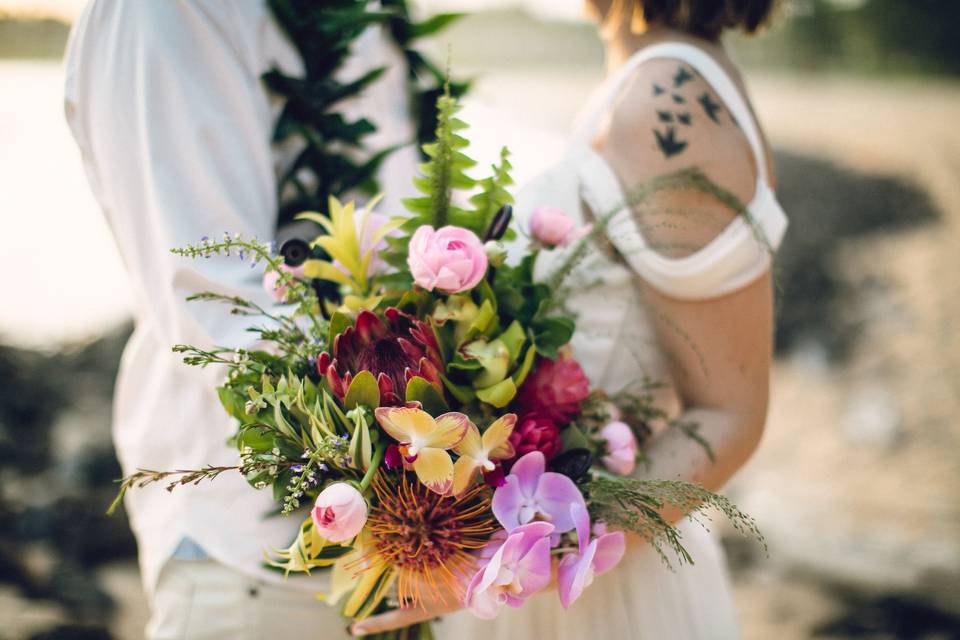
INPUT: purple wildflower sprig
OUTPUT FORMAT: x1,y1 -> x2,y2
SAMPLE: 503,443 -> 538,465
280,435 -> 354,515
172,234 -> 324,339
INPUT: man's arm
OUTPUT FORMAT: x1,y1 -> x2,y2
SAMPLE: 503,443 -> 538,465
65,1 -> 282,351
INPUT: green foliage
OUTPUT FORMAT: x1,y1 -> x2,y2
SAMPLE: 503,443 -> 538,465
585,475 -> 765,567
265,0 -> 467,228
469,147 -> 516,241
401,91 -> 477,230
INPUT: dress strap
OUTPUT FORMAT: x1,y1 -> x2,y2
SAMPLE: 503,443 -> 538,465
574,41 -> 770,185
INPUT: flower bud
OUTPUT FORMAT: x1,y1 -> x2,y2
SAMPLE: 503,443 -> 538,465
311,482 -> 367,543
484,240 -> 508,268
599,421 -> 638,476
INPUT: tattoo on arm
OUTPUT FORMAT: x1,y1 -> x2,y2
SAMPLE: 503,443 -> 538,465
647,66 -> 715,158
654,127 -> 688,158
697,92 -> 722,123
673,66 -> 693,88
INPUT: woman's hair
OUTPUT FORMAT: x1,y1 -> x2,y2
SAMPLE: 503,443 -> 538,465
601,0 -> 776,40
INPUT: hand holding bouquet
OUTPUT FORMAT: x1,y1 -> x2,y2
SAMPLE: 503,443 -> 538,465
113,92 -> 760,638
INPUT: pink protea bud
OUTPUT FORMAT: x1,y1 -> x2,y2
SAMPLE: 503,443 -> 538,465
515,353 -> 591,425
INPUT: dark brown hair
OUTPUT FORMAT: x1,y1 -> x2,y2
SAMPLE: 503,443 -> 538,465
604,0 -> 776,40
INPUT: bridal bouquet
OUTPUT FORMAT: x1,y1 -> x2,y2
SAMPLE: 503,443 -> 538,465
113,93 -> 759,637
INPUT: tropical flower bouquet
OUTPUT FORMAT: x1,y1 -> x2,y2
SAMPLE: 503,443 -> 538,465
112,93 -> 760,638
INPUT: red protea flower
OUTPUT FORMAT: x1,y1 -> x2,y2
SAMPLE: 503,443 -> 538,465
506,413 -> 563,465
317,308 -> 443,406
515,353 -> 590,424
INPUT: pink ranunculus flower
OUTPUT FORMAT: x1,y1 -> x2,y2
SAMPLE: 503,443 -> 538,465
407,225 -> 488,294
557,503 -> 626,609
529,206 -> 592,248
262,263 -> 306,303
507,413 -> 563,466
600,420 -> 639,476
310,482 -> 367,543
464,521 -> 555,619
492,451 -> 586,534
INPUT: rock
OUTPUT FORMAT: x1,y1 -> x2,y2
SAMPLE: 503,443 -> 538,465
841,384 -> 904,449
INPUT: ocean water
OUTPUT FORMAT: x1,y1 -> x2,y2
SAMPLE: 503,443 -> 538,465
0,59 -> 594,349
0,59 -> 132,348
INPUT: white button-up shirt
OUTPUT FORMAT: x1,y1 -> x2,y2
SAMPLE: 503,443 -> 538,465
64,0 -> 418,594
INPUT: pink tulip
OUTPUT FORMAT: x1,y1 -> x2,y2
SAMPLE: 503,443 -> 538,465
529,206 -> 592,248
557,503 -> 625,609
262,263 -> 305,303
600,421 -> 638,476
464,521 -> 555,619
310,482 -> 367,543
407,225 -> 488,294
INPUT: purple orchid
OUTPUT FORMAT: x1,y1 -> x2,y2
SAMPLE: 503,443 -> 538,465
492,451 -> 586,533
464,521 -> 555,619
556,503 -> 626,609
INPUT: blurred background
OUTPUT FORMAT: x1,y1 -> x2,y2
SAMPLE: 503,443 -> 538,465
0,0 -> 958,638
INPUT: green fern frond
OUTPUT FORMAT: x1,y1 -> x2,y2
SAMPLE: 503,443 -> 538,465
468,146 -> 516,238
401,91 -> 476,229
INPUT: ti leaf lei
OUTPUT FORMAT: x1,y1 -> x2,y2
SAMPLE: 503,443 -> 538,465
265,0 -> 469,228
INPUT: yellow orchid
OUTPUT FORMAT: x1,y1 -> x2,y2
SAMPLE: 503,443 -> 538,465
373,406 -> 470,495
451,414 -> 517,495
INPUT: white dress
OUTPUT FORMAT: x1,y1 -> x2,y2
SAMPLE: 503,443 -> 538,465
440,42 -> 788,640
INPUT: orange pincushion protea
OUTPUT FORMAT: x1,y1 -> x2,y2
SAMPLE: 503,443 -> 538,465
364,471 -> 497,610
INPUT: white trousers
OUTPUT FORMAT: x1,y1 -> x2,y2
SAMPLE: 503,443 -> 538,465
146,559 -> 352,639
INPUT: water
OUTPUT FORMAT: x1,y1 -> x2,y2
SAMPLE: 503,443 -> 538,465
0,59 -> 132,348
0,58 -> 600,349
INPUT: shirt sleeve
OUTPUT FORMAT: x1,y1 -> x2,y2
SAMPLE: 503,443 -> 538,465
64,0 -> 281,350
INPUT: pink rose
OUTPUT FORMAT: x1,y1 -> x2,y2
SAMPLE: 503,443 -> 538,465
262,263 -> 305,303
310,482 -> 367,543
529,206 -> 591,248
599,421 -> 638,476
407,225 -> 488,294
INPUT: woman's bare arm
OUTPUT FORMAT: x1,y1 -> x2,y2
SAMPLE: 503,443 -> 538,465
596,58 -> 774,517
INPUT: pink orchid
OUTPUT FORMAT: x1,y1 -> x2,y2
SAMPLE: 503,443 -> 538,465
464,521 -> 554,619
556,503 -> 625,609
491,451 -> 586,534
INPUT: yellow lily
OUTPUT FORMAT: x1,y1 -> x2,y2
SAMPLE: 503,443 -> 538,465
373,406 -> 470,495
451,414 -> 517,495
297,194 -> 403,296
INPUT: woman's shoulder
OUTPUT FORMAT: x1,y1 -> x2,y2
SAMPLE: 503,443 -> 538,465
594,56 -> 761,257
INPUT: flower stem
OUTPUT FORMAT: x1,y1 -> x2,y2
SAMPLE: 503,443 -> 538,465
359,441 -> 387,493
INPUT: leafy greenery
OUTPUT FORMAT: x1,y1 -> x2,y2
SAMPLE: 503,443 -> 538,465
265,0 -> 467,228
585,474 -> 765,567
400,91 -> 477,231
